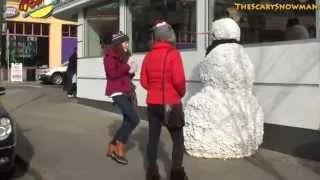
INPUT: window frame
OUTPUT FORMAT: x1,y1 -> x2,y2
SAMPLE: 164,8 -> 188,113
81,0 -> 209,57
208,0 -> 319,46
83,0 -> 120,57
62,24 -> 77,37
125,0 -> 201,54
6,21 -> 49,37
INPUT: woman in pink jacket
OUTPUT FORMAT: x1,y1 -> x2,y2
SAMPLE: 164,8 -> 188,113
104,32 -> 140,165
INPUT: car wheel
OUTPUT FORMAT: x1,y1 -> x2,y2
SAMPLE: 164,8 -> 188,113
52,73 -> 63,85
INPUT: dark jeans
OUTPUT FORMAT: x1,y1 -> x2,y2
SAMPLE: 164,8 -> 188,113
147,105 -> 184,168
66,72 -> 76,95
112,95 -> 140,144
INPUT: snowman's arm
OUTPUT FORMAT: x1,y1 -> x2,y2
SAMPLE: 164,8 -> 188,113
170,50 -> 186,97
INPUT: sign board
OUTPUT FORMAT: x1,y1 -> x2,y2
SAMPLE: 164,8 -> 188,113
4,7 -> 20,19
19,0 -> 44,12
19,0 -> 56,18
11,63 -> 23,82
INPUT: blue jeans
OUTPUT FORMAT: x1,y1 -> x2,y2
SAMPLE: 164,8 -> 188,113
112,95 -> 140,144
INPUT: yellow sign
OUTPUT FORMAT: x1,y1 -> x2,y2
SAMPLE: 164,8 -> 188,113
19,0 -> 56,18
24,4 -> 55,18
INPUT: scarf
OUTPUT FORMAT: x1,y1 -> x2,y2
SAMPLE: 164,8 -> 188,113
205,39 -> 240,56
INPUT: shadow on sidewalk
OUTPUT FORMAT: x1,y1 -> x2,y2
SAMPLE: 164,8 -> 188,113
1,123 -> 35,180
107,121 -> 172,179
13,124 -> 35,180
294,143 -> 320,175
294,143 -> 320,162
245,152 -> 286,180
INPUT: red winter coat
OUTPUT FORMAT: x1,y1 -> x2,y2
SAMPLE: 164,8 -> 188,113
140,41 -> 186,105
103,48 -> 131,96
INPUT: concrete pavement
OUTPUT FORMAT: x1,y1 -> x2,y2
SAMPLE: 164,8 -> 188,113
0,82 -> 319,180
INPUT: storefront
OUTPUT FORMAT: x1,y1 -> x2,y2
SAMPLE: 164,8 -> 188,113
1,0 -> 77,80
53,0 -> 320,151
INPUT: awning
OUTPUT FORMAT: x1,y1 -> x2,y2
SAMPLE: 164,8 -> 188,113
52,0 -> 104,20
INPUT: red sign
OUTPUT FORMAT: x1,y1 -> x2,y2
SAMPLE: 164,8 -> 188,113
19,0 -> 44,12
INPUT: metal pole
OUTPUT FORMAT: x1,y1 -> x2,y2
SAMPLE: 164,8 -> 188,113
0,0 -> 4,81
6,29 -> 9,82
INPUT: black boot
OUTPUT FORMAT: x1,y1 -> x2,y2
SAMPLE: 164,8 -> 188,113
146,165 -> 160,180
170,167 -> 188,180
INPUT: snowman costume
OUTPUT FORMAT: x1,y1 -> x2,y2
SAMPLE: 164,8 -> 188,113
184,18 -> 264,159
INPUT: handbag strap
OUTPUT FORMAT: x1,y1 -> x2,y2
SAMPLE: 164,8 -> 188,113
161,49 -> 171,105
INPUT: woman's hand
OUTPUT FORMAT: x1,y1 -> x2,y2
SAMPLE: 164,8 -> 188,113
128,57 -> 138,74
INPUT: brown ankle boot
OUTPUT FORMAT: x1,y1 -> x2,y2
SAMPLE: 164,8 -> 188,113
106,143 -> 116,158
114,141 -> 128,165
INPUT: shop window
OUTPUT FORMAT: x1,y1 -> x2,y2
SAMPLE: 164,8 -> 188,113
129,0 -> 197,52
85,1 -> 119,56
25,23 -> 32,35
70,25 -> 77,37
7,22 -> 15,34
42,24 -> 49,36
33,23 -> 41,35
62,24 -> 70,36
16,22 -> 23,34
212,0 -> 316,44
62,25 -> 77,37
5,35 -> 49,67
6,22 -> 49,37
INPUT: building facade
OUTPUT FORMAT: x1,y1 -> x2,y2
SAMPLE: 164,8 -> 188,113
1,0 -> 77,80
53,0 -> 320,152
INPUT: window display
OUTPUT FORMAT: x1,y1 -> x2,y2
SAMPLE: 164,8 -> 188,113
213,0 -> 316,44
85,1 -> 119,56
129,0 -> 197,52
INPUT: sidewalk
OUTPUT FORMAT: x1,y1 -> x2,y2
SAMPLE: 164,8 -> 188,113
1,81 -> 44,88
75,104 -> 320,180
2,84 -> 320,180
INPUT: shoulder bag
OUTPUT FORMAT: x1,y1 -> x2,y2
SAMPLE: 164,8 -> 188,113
161,50 -> 185,128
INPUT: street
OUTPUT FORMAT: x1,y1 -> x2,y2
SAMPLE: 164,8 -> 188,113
0,82 -> 319,180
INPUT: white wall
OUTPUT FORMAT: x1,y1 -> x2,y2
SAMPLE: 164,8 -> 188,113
77,41 -> 320,131
73,0 -> 319,131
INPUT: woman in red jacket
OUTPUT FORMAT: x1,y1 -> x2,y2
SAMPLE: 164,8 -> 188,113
140,21 -> 188,180
104,32 -> 140,165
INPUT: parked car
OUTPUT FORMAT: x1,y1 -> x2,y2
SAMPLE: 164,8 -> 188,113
0,88 -> 16,174
38,62 -> 68,85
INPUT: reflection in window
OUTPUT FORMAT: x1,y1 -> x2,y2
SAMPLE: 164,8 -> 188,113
213,0 -> 316,44
85,1 -> 119,56
7,36 -> 49,66
130,0 -> 197,52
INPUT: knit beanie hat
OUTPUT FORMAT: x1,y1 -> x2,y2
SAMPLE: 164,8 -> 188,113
152,20 -> 176,43
112,31 -> 129,44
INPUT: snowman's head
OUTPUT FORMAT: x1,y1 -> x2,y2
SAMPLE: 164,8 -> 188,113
211,18 -> 240,41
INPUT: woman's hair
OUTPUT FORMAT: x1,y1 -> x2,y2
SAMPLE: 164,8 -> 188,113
111,43 -> 130,63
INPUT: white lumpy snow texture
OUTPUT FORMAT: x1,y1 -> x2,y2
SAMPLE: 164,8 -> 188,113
184,18 -> 264,159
